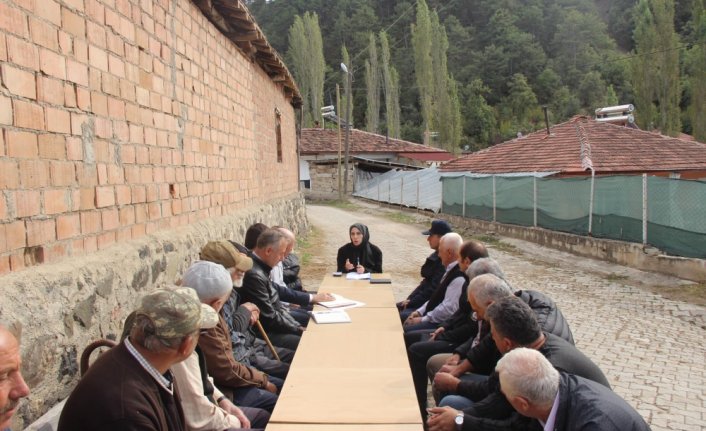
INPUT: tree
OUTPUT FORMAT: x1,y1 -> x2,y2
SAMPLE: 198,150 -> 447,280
411,0 -> 434,134
505,73 -> 539,125
578,71 -> 608,110
364,33 -> 380,133
341,44 -> 353,126
687,0 -> 706,141
287,12 -> 325,126
380,31 -> 401,138
632,0 -> 658,129
462,79 -> 496,149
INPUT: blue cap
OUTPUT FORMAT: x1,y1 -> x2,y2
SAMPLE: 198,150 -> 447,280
422,220 -> 452,236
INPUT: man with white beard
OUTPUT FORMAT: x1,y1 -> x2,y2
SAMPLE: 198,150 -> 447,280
200,241 -> 293,379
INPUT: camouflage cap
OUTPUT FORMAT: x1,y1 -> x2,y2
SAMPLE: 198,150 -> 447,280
136,287 -> 218,339
200,240 -> 253,272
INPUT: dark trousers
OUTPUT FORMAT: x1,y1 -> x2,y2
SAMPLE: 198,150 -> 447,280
407,337 -> 458,416
289,308 -> 310,327
251,340 -> 293,379
225,406 -> 270,430
266,331 -> 301,351
232,386 -> 278,413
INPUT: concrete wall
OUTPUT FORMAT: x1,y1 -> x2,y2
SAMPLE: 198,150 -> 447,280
443,213 -> 706,283
0,0 -> 302,427
303,160 -> 354,199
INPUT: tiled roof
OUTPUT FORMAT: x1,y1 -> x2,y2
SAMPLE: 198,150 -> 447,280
300,128 -> 452,156
440,116 -> 706,174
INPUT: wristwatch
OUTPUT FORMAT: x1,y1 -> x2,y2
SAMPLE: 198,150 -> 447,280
454,411 -> 464,430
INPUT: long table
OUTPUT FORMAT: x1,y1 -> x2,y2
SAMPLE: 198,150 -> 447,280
266,274 -> 423,430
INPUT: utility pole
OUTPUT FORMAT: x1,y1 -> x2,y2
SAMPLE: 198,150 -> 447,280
336,84 -> 342,200
341,63 -> 352,196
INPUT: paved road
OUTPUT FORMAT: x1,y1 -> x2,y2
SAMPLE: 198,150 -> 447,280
303,203 -> 706,431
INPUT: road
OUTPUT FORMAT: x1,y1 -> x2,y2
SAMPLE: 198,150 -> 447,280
301,202 -> 706,431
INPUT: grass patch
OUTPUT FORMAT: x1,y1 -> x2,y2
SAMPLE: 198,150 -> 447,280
469,233 -> 517,253
604,273 -> 629,282
297,226 -> 324,266
644,282 -> 706,307
317,199 -> 359,211
385,212 -> 417,224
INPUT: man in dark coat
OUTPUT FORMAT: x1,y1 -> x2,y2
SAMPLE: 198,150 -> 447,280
240,228 -> 303,351
397,219 -> 453,321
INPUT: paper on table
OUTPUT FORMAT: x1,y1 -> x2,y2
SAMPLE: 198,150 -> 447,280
317,293 -> 364,309
311,310 -> 351,324
346,272 -> 371,280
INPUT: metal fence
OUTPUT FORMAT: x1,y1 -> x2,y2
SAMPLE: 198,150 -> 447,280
442,174 -> 706,259
354,167 -> 443,212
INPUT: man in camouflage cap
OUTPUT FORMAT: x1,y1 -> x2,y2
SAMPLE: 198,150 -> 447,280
58,288 -> 218,431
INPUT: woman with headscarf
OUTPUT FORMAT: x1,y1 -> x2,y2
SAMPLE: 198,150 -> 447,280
336,223 -> 383,273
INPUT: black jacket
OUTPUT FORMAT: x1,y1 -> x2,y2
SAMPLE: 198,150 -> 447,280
282,253 -> 303,291
455,289 -> 574,375
336,242 -> 383,273
459,372 -> 650,431
403,251 -> 446,310
437,281 -> 478,343
241,254 -> 300,334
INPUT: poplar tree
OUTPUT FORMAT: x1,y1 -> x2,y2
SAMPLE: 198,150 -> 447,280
364,33 -> 380,133
287,12 -> 325,127
380,31 -> 401,138
411,0 -> 433,136
688,0 -> 706,141
632,0 -> 657,129
341,45 -> 353,126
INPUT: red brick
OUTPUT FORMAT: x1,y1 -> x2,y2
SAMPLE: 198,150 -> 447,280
0,3 -> 29,37
39,48 -> 66,79
71,238 -> 83,254
0,256 -> 10,275
107,32 -> 125,57
76,164 -> 97,186
80,210 -> 101,234
45,107 -> 71,133
64,0 -> 85,12
5,221 -> 26,251
101,208 -> 119,230
50,161 -> 76,186
34,0 -> 61,26
118,206 -> 134,225
0,197 -> 6,221
36,76 -> 64,105
62,7 -> 85,38
38,134 -> 66,159
14,190 -> 41,218
83,235 -> 97,252
44,242 -> 68,263
66,137 -> 82,160
19,159 -> 50,188
86,0 -> 105,24
107,97 -> 125,119
145,183 -> 158,202
44,189 -> 69,214
79,187 -> 95,210
133,203 -> 146,223
0,34 -> 6,62
102,72 -> 120,96
70,189 -> 80,211
86,20 -> 106,48
56,214 -> 80,239
70,112 -> 88,136
115,185 -> 131,205
1,64 -> 36,99
6,130 -> 38,158
90,91 -> 108,116
95,185 -> 114,208
64,83 -> 77,107
6,35 -> 38,69
13,100 -> 44,130
66,60 -> 88,86
26,219 -> 56,247
96,163 -> 108,184
97,231 -> 115,250
0,95 -> 12,125
88,45 -> 108,72
107,164 -> 123,184
76,87 -> 91,110
131,222 -> 145,239
115,227 -> 132,242
0,160 -> 19,188
58,30 -> 72,55
9,250 -> 26,271
29,16 -> 58,50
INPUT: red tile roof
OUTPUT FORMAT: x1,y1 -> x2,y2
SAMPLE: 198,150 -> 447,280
300,128 -> 452,157
440,116 -> 706,174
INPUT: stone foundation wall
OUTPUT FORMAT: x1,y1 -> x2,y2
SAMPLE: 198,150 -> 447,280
1,193 -> 306,429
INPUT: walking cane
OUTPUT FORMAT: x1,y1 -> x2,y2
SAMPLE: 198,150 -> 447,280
255,320 -> 281,361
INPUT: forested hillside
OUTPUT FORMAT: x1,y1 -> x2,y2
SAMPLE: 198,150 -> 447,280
246,0 -> 704,150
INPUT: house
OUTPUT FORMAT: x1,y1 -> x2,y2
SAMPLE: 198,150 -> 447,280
440,116 -> 706,179
300,128 -> 454,197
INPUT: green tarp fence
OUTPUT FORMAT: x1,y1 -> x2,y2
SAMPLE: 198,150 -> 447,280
441,174 -> 706,258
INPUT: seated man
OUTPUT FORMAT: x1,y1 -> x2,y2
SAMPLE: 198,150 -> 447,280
403,233 -> 466,333
183,261 -> 280,413
407,257 -> 499,415
59,287 -> 219,430
0,324 -> 30,431
434,296 -> 609,421
241,229 -> 303,351
428,348 -> 650,431
397,220 -> 453,321
200,240 -> 294,379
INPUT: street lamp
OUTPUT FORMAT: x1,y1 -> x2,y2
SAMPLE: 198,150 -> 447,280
341,62 -> 352,197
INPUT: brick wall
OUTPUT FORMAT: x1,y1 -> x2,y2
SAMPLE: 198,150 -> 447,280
0,0 -> 299,274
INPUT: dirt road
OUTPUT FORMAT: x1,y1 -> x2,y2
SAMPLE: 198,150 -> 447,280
300,201 -> 706,431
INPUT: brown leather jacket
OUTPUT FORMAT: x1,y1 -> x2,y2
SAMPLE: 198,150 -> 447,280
198,314 -> 269,391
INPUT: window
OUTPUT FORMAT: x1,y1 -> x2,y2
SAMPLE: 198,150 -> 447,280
275,108 -> 282,163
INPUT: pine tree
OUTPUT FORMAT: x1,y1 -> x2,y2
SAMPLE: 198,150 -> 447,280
379,31 -> 401,138
364,33 -> 380,133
